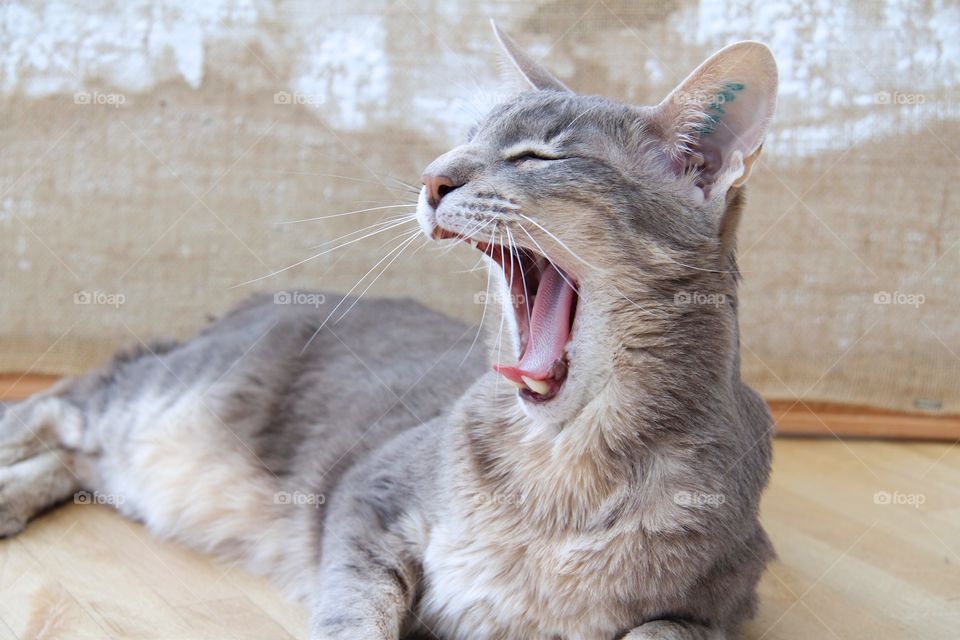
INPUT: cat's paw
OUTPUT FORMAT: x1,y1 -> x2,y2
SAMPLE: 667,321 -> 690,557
0,467 -> 30,538
0,451 -> 78,539
622,620 -> 722,640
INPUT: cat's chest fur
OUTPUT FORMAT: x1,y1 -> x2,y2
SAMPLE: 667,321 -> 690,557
416,493 -> 686,640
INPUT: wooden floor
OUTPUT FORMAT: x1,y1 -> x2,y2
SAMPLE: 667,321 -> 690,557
1,380 -> 958,639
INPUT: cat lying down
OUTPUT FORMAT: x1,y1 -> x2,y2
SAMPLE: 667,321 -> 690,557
0,23 -> 778,640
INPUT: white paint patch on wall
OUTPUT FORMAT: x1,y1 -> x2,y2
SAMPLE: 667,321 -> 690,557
0,0 -> 956,153
677,0 -> 960,156
291,15 -> 390,130
0,0 -> 262,95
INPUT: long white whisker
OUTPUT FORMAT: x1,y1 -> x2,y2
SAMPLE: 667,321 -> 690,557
612,286 -> 654,316
309,214 -> 417,251
492,230 -> 510,397
407,233 -> 430,258
653,254 -> 741,274
233,217 -> 415,288
386,176 -> 422,193
266,171 -> 397,188
279,204 -> 416,225
516,213 -> 604,273
516,224 -> 581,296
437,216 -> 494,257
505,226 -> 531,329
460,224 -> 498,368
331,233 -> 420,326
375,226 -> 421,251
300,233 -> 420,354
315,235 -> 416,334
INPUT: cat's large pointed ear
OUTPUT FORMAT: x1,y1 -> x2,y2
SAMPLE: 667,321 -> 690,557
491,20 -> 572,93
653,41 -> 777,199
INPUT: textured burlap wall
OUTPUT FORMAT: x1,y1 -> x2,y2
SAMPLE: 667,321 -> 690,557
1,0 -> 957,415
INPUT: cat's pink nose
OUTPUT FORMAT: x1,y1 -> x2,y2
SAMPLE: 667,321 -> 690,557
421,173 -> 459,208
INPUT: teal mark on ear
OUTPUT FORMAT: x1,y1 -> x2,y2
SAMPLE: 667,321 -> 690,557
696,82 -> 745,137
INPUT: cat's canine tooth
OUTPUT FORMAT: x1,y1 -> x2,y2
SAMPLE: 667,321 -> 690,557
504,377 -> 525,390
521,376 -> 550,395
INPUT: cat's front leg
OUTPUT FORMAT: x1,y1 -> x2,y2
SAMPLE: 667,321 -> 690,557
622,620 -> 724,640
309,487 -> 421,640
310,542 -> 413,640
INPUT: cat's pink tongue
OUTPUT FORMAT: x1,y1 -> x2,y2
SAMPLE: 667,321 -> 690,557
494,264 -> 575,391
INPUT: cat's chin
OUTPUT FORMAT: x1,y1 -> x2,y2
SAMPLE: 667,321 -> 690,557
432,227 -> 579,404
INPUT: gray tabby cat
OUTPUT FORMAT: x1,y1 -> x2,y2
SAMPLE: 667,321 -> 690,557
0,24 -> 778,640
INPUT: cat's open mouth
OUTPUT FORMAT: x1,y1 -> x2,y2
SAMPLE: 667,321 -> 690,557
436,228 -> 578,402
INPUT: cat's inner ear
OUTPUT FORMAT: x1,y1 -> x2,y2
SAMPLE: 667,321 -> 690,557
490,20 -> 571,93
653,41 -> 778,200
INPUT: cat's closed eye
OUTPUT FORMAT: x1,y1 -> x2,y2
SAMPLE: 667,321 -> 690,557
504,150 -> 567,165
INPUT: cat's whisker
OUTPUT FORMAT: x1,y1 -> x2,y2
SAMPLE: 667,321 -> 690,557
406,234 -> 431,258
515,224 -> 581,296
564,103 -> 604,130
234,217 -> 417,288
309,232 -> 420,343
505,225 -> 532,329
330,232 -> 421,327
353,199 -> 418,206
438,217 -> 495,257
375,226 -> 422,251
298,231 -> 421,354
459,224 -> 499,368
515,213 -> 604,274
386,176 -> 422,194
493,230 -> 508,397
654,254 -> 742,275
612,286 -> 655,316
266,171 -> 395,189
309,214 -> 418,251
278,204 -> 417,225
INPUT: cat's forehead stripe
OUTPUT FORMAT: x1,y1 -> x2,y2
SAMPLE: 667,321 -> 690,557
481,93 -> 636,148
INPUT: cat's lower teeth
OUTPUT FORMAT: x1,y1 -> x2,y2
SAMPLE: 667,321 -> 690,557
521,376 -> 550,395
